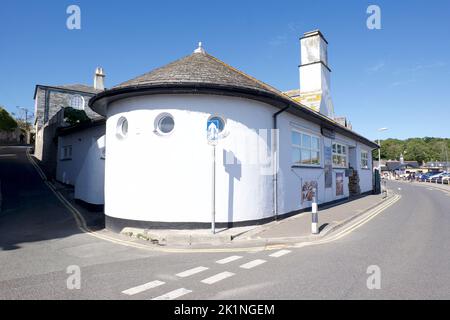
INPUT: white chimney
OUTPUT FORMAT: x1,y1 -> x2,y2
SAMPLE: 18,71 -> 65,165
94,67 -> 105,90
298,30 -> 334,119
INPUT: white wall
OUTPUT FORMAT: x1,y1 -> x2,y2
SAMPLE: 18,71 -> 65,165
276,113 -> 350,215
56,125 -> 105,205
105,94 -> 275,224
358,144 -> 374,193
34,127 -> 44,160
103,93 -> 375,225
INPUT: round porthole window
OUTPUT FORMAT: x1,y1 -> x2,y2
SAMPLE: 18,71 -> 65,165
116,117 -> 128,139
155,113 -> 175,135
208,116 -> 226,132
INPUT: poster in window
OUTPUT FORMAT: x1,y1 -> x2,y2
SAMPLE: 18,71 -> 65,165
336,172 -> 344,196
301,180 -> 318,204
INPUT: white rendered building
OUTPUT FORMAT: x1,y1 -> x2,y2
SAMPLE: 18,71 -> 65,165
57,31 -> 378,231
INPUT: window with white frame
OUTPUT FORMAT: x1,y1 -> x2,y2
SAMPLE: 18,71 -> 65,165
332,142 -> 347,167
361,150 -> 369,169
61,145 -> 72,160
292,130 -> 321,166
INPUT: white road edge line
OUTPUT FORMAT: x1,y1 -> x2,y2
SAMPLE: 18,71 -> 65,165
201,272 -> 235,285
216,256 -> 243,264
152,288 -> 192,300
122,280 -> 165,295
269,250 -> 291,258
240,259 -> 267,269
176,266 -> 209,278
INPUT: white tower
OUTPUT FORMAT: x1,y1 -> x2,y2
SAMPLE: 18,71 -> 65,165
94,67 -> 106,91
298,30 -> 334,119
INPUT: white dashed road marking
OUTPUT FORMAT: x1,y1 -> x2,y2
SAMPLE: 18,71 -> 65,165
240,259 -> 266,269
122,280 -> 165,296
201,272 -> 235,285
176,266 -> 209,278
152,288 -> 192,300
269,250 -> 291,258
216,256 -> 243,264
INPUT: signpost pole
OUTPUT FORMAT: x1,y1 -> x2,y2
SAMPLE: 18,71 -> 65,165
211,144 -> 216,235
207,120 -> 219,235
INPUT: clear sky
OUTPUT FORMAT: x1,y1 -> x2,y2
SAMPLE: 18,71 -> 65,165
0,0 -> 449,141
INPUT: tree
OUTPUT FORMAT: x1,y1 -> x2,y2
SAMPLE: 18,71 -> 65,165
63,107 -> 90,126
0,106 -> 18,131
373,137 -> 450,163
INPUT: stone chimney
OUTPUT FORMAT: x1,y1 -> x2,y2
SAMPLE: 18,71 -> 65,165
94,67 -> 105,91
298,30 -> 334,119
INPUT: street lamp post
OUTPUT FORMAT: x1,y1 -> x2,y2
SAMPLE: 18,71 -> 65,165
17,106 -> 31,144
377,127 -> 388,172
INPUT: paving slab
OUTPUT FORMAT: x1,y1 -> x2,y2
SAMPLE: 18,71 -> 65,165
248,193 -> 387,240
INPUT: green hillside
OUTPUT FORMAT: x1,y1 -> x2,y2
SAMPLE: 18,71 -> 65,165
374,138 -> 450,164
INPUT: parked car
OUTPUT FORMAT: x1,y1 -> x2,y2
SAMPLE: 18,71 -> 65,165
431,173 -> 450,184
443,176 -> 450,185
419,172 -> 440,182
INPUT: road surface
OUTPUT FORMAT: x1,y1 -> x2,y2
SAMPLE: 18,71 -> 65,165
0,146 -> 449,299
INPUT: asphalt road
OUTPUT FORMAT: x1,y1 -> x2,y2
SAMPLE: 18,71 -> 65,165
0,146 -> 449,300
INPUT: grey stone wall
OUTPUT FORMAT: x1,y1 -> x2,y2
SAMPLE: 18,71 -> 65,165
0,128 -> 22,144
45,90 -> 99,123
34,88 -> 46,130
34,86 -> 101,130
34,86 -> 103,171
34,109 -> 65,177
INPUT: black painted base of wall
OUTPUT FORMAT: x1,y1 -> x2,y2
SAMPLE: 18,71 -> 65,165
105,190 -> 373,233
75,198 -> 104,212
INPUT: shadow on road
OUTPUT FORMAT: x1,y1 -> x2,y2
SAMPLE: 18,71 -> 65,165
0,146 -> 104,251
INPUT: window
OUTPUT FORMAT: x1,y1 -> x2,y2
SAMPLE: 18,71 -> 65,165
116,117 -> 128,139
70,95 -> 85,110
332,142 -> 347,167
208,115 -> 226,133
361,150 -> 369,169
292,130 -> 321,166
155,113 -> 175,135
61,145 -> 72,160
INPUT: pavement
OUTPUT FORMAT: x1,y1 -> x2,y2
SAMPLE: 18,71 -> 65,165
1,145 -> 449,300
53,177 -> 393,248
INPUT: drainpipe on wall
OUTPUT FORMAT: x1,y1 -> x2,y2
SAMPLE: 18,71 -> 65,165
272,105 -> 291,221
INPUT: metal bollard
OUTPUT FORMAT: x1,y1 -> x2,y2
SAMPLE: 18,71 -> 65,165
311,195 -> 319,234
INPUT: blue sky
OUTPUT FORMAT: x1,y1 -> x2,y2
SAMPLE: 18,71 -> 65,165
0,0 -> 449,140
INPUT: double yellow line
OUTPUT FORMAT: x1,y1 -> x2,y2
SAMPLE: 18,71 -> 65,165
26,147 -> 401,254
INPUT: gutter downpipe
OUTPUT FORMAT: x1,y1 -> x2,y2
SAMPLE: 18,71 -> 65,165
273,105 -> 291,221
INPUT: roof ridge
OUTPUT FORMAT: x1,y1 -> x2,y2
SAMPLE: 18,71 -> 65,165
204,53 -> 282,94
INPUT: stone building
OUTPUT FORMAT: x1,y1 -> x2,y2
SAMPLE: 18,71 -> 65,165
33,68 -> 106,177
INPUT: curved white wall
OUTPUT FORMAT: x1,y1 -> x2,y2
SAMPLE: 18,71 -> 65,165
56,126 -> 105,205
105,94 -> 276,224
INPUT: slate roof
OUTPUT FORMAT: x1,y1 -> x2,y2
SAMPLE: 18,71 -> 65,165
114,52 -> 282,97
89,48 -> 379,149
52,84 -> 103,94
385,161 -> 419,171
34,84 -> 102,99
